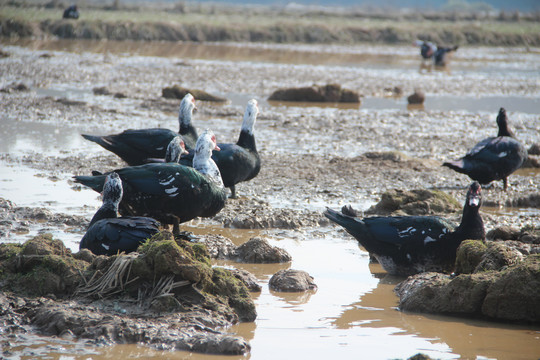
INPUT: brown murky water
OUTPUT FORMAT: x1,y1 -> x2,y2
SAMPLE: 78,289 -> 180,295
1,39 -> 540,359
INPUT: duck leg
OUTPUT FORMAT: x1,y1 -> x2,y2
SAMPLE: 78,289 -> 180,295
229,185 -> 237,199
503,177 -> 508,191
172,218 -> 180,235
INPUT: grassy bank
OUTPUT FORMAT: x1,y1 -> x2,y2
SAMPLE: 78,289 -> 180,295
2,4 -> 540,46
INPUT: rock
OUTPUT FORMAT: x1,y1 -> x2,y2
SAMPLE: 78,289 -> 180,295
474,242 -> 523,272
92,86 -> 111,96
21,234 -> 70,256
366,188 -> 461,216
179,333 -> 250,355
197,234 -> 237,260
1,82 -> 30,93
269,269 -> 317,292
506,193 -> 540,208
396,255 -> 540,322
229,268 -> 262,292
162,85 -> 226,102
268,83 -> 360,103
486,226 -> 520,241
395,271 -> 495,315
234,237 -> 291,263
528,143 -> 540,155
481,254 -> 540,321
407,89 -> 425,104
455,240 -> 487,274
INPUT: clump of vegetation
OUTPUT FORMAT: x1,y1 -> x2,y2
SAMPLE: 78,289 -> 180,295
366,188 -> 461,215
0,233 -> 256,322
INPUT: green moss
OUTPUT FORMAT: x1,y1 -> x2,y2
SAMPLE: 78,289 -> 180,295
455,240 -> 488,274
209,267 -> 256,322
0,243 -> 23,261
188,243 -> 211,266
367,188 -> 461,215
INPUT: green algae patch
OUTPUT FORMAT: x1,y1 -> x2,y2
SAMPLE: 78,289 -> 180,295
208,267 -> 257,322
366,188 -> 461,216
455,240 -> 487,274
0,234 -> 90,297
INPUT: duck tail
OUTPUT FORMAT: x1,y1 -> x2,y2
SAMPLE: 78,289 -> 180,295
324,207 -> 364,231
73,174 -> 106,192
442,159 -> 466,173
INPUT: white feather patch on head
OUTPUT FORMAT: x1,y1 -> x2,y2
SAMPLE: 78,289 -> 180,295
178,93 -> 196,126
241,99 -> 259,135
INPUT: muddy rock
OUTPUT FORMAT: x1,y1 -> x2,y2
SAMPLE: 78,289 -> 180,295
486,226 -> 520,241
506,193 -> 540,208
1,82 -> 29,93
521,155 -> 540,168
268,84 -> 360,103
197,234 -> 237,260
407,89 -> 425,104
234,237 -> 291,263
475,242 -> 524,272
396,255 -> 540,322
455,240 -> 487,274
92,86 -> 111,95
528,143 -> 540,155
269,269 -> 317,292
481,255 -> 540,322
209,267 -> 257,322
162,85 -> 227,102
366,188 -> 461,216
228,268 -> 262,292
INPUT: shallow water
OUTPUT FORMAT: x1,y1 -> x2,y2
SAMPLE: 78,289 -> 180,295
1,40 -> 540,360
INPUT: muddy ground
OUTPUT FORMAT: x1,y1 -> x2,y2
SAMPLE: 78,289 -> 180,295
0,43 -> 539,354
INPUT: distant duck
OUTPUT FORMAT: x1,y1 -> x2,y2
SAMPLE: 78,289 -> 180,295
443,108 -> 527,190
434,45 -> 459,67
324,182 -> 485,276
81,93 -> 198,166
180,99 -> 261,199
414,40 -> 458,67
414,40 -> 437,60
75,130 -> 226,234
63,5 -> 79,19
80,172 -> 160,256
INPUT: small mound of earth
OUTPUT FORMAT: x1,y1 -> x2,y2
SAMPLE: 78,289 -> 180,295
365,188 -> 461,216
0,233 -> 257,355
195,235 -> 291,264
235,237 -> 291,263
215,197 -> 324,229
268,83 -> 360,103
162,85 -> 227,102
269,269 -> 317,292
407,89 -> 425,104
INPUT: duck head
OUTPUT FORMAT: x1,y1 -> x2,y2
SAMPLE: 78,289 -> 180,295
241,99 -> 260,135
496,107 -> 514,138
178,93 -> 197,127
193,130 -> 223,186
102,172 -> 123,209
165,136 -> 189,163
466,181 -> 482,208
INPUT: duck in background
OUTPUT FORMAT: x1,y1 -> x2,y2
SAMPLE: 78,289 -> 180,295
180,99 -> 261,199
80,172 -> 160,256
443,108 -> 527,190
414,40 -> 459,68
82,93 -> 198,166
324,182 -> 485,276
75,130 -> 226,234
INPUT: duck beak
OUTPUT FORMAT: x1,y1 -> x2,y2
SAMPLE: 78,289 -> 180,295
214,144 -> 221,151
469,194 -> 481,207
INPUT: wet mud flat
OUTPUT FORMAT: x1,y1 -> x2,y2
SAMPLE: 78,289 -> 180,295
0,42 -> 540,358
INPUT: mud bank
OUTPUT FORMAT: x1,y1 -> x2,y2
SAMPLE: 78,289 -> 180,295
0,233 -> 255,355
2,6 -> 540,46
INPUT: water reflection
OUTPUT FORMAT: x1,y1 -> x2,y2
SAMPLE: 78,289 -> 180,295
332,263 -> 540,360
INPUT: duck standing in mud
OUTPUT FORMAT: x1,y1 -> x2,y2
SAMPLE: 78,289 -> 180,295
324,182 -> 485,276
443,108 -> 527,190
75,130 -> 227,234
